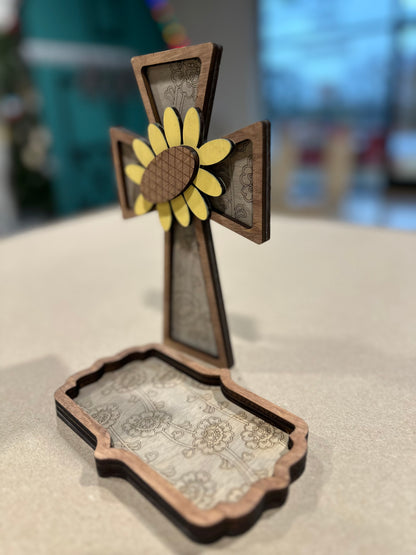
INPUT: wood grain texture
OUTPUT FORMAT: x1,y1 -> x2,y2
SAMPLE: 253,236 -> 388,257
109,127 -> 144,220
164,219 -> 233,368
211,121 -> 271,244
54,343 -> 308,543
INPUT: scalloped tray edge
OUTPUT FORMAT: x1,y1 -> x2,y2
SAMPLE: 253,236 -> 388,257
54,343 -> 308,543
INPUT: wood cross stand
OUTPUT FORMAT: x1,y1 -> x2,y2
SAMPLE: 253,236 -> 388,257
55,43 -> 308,543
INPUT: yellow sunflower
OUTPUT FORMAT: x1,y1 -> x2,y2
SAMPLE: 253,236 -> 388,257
124,106 -> 233,231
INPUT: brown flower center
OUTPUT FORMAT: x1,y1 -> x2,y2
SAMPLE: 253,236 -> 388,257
140,145 -> 198,204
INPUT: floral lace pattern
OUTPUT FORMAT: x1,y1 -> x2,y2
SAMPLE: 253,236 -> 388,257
242,420 -> 287,450
193,417 -> 234,454
170,222 -> 218,356
77,357 -> 289,510
211,140 -> 254,227
176,471 -> 216,509
121,410 -> 172,438
90,404 -> 120,427
146,58 -> 201,121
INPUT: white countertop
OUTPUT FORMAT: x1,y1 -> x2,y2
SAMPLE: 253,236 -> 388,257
1,208 -> 415,554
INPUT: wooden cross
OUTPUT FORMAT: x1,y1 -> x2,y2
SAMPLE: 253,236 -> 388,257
110,43 -> 270,368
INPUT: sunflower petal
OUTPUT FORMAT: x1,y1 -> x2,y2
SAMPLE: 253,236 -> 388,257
170,194 -> 191,227
134,194 -> 153,215
163,107 -> 182,147
183,107 -> 201,149
132,138 -> 155,167
125,164 -> 145,185
184,185 -> 209,220
194,168 -> 224,197
148,123 -> 168,155
157,202 -> 172,231
198,139 -> 233,166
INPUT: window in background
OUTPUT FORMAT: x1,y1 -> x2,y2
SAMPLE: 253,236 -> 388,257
389,1 -> 416,182
259,0 -> 416,229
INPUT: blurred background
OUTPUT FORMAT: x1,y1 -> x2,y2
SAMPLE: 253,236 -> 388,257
1,0 -> 416,236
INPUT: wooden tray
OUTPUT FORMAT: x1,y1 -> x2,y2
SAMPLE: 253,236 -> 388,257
55,344 -> 308,543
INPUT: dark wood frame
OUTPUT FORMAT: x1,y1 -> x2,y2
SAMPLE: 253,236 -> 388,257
131,42 -> 222,141
109,127 -> 142,220
164,219 -> 233,368
55,343 -> 308,543
211,121 -> 271,245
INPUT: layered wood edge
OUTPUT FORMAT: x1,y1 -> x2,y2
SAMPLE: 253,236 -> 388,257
131,42 -> 222,140
55,343 -> 308,543
211,120 -> 271,245
109,126 -> 142,220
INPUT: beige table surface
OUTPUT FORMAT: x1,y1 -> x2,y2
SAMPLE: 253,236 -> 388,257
1,209 -> 415,555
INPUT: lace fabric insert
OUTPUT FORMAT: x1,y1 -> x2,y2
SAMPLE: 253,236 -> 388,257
211,140 -> 254,227
145,59 -> 201,122
77,357 -> 289,510
170,222 -> 218,357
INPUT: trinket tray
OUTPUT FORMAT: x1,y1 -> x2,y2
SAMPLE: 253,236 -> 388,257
56,344 -> 307,542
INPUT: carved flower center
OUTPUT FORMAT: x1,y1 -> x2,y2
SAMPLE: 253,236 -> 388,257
140,146 -> 199,204
256,425 -> 272,439
204,426 -> 223,444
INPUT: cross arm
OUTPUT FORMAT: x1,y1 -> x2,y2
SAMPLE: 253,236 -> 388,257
110,120 -> 271,245
109,126 -> 151,219
210,120 -> 270,244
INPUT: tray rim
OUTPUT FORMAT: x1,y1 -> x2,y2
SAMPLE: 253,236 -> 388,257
55,343 -> 308,542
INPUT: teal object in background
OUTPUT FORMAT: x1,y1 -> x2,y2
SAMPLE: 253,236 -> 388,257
20,0 -> 165,215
